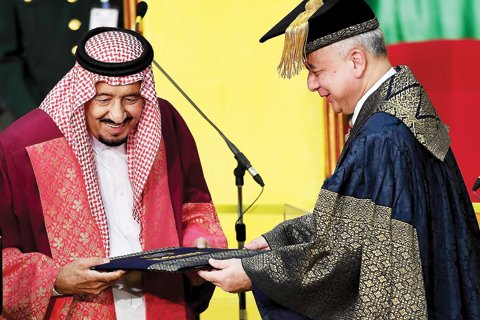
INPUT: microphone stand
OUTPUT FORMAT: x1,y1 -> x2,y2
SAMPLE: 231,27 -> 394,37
135,4 -> 262,319
234,161 -> 247,320
153,56 -> 257,320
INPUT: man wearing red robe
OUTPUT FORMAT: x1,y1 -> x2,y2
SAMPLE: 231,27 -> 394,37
0,27 -> 227,319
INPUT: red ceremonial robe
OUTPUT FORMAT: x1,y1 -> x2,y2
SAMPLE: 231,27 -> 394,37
0,98 -> 227,319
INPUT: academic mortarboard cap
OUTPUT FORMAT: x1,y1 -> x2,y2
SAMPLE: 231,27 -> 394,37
261,0 -> 379,78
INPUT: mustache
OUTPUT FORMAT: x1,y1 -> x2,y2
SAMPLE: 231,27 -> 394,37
99,117 -> 133,125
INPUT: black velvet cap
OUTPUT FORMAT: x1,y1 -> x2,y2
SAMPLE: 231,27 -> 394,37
261,0 -> 378,54
75,27 -> 154,77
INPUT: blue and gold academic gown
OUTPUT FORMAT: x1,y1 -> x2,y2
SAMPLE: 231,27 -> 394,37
243,66 -> 480,320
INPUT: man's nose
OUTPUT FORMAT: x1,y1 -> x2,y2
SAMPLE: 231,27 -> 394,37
109,101 -> 126,123
307,73 -> 319,92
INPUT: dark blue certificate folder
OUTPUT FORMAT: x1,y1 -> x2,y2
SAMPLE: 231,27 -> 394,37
90,247 -> 264,273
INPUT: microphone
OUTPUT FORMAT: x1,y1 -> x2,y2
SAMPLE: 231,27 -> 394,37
226,140 -> 265,187
134,2 -> 265,188
473,176 -> 480,192
135,1 -> 148,32
472,175 -> 480,202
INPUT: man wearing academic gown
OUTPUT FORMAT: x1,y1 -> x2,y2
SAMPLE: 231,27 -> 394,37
0,27 -> 227,319
199,1 -> 480,319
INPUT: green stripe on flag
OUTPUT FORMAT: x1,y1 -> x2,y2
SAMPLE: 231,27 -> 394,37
365,0 -> 480,44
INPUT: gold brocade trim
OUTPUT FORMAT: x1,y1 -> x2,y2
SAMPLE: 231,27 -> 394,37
141,138 -> 179,251
26,137 -> 116,319
314,189 -> 427,318
145,249 -> 258,272
26,138 -> 106,263
244,188 -> 427,319
351,65 -> 451,161
305,17 -> 379,55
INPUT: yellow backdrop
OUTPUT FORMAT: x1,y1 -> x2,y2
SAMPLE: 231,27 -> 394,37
142,1 -> 329,211
140,1 -> 480,319
141,1 -> 329,319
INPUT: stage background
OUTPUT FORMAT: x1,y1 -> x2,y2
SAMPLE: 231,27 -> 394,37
141,2 -> 331,318
138,1 -> 480,319
1,0 -> 478,319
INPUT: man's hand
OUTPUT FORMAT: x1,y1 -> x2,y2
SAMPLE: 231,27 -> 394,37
185,237 -> 212,286
192,237 -> 211,249
55,257 -> 130,295
198,258 -> 252,293
244,236 -> 270,250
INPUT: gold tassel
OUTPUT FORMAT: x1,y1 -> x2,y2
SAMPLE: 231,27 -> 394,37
278,0 -> 324,79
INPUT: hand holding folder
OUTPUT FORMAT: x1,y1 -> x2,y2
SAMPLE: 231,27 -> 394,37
90,247 -> 264,273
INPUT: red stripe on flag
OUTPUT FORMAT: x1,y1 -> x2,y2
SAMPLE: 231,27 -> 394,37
388,39 -> 480,202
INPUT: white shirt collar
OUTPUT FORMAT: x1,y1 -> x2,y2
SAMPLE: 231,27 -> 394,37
351,67 -> 396,125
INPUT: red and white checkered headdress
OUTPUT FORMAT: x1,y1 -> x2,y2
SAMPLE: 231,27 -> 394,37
40,28 -> 160,254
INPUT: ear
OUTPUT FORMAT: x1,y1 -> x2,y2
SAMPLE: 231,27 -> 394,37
349,49 -> 367,79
